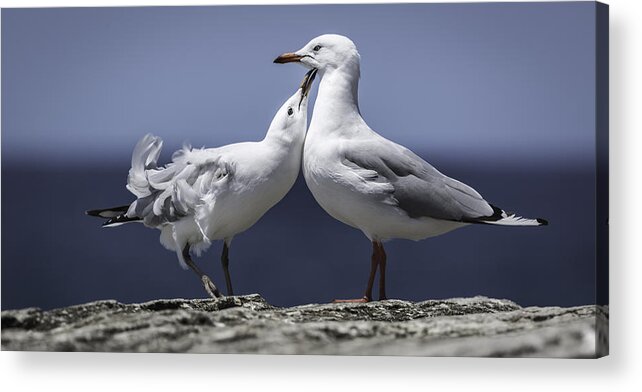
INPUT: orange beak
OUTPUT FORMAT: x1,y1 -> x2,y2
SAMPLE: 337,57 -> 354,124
273,53 -> 304,64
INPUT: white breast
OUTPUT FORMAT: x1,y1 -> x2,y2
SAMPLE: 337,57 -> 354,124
205,142 -> 302,241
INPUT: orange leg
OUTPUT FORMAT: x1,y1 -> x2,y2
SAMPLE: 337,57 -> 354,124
333,241 -> 387,303
377,242 -> 387,300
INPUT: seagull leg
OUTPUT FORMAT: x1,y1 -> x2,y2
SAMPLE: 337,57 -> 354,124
333,241 -> 379,303
221,241 -> 234,296
182,245 -> 221,299
377,242 -> 387,300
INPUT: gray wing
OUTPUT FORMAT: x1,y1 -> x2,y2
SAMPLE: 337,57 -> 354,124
343,139 -> 495,222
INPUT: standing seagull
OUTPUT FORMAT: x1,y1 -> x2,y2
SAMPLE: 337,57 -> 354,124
87,69 -> 318,298
275,35 -> 547,302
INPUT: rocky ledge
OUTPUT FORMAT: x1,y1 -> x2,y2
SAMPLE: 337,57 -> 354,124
1,295 -> 608,357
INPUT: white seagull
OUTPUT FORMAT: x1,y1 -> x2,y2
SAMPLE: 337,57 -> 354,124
87,69 -> 318,298
275,34 -> 547,302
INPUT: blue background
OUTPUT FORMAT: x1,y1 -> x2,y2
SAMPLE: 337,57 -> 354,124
2,2 -> 599,310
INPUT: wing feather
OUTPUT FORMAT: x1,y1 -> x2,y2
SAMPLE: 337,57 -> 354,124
125,141 -> 232,228
343,138 -> 494,222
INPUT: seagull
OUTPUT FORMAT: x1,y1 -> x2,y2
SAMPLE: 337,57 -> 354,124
275,34 -> 547,302
87,69 -> 318,298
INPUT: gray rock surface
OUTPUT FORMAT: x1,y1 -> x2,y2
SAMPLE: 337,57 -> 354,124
1,295 -> 608,357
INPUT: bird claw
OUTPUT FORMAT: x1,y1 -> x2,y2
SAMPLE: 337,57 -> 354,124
201,275 -> 222,299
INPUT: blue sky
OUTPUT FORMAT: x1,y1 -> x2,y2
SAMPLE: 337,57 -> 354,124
2,2 -> 596,168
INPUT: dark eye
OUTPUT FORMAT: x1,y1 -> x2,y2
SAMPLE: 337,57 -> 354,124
287,107 -> 293,116
313,45 -> 322,52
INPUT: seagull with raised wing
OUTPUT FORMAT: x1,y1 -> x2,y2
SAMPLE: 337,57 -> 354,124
87,69 -> 318,298
275,34 -> 547,302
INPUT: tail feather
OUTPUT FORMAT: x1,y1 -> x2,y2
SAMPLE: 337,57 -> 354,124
466,204 -> 548,227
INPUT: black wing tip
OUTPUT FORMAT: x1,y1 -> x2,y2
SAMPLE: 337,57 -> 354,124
86,205 -> 131,218
536,218 -> 549,226
85,209 -> 103,217
474,204 -> 504,223
102,215 -> 141,226
478,205 -> 549,227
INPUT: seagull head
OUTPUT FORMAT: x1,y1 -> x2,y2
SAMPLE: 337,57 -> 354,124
268,69 -> 317,133
274,34 -> 360,74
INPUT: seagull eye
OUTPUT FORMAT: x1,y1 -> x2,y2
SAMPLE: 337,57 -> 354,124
287,107 -> 294,116
313,45 -> 322,52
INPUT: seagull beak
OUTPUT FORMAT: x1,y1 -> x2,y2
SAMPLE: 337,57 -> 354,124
274,52 -> 304,64
298,68 -> 318,108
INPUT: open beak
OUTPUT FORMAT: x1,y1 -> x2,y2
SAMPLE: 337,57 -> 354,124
298,68 -> 318,108
274,52 -> 304,64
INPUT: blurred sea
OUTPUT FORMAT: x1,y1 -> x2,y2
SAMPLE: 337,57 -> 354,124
1,159 -> 596,310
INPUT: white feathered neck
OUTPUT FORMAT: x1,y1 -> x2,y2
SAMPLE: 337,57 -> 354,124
309,56 -> 364,136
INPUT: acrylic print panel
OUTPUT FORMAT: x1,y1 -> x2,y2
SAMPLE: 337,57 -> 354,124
1,2 -> 608,357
